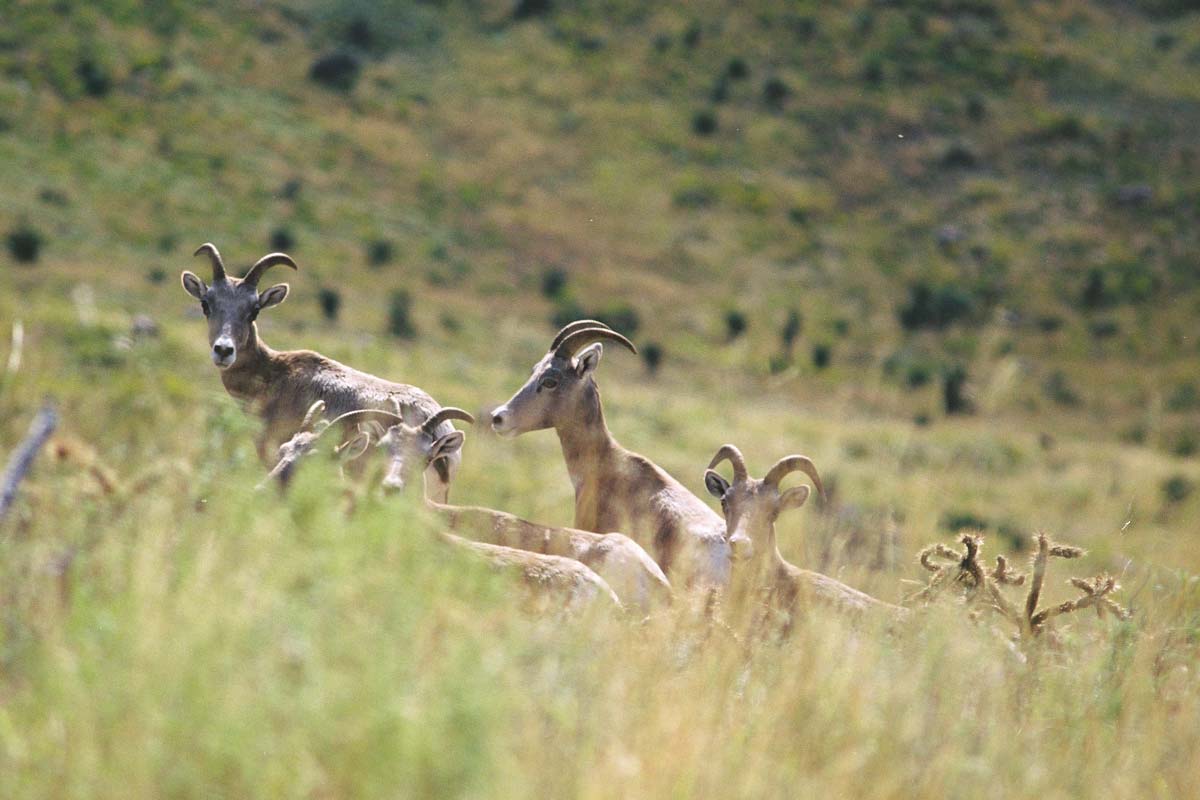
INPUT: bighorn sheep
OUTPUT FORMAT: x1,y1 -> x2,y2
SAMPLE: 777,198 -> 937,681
180,243 -> 459,500
703,444 -> 908,626
489,321 -> 730,589
368,407 -> 672,612
258,400 -> 375,489
269,406 -> 623,615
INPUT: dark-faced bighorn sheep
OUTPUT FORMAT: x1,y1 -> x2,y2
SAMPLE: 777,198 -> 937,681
489,320 -> 730,589
368,408 -> 672,612
704,444 -> 907,626
180,243 -> 460,500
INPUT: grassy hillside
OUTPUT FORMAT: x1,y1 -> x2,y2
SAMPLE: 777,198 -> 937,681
2,1 -> 1200,797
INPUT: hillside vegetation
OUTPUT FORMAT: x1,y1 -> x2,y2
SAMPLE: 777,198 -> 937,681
1,1 -> 1199,797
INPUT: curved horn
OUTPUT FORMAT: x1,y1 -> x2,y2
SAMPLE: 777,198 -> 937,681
707,444 -> 748,484
193,242 -> 227,283
764,455 -> 825,501
422,407 -> 476,433
323,407 -> 407,432
243,252 -> 297,288
549,319 -> 611,352
554,327 -> 637,360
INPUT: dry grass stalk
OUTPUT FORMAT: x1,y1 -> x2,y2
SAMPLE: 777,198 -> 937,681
907,531 -> 1131,640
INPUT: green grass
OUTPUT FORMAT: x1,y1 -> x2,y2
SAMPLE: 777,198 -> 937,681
2,1 -> 1200,797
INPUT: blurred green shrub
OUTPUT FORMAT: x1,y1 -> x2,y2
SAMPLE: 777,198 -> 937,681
366,239 -> 394,268
318,288 -> 341,322
725,310 -> 747,341
641,342 -> 663,375
898,282 -> 976,331
540,268 -> 567,299
387,290 -> 416,339
692,110 -> 717,136
269,227 -> 295,251
309,50 -> 361,92
7,225 -> 43,263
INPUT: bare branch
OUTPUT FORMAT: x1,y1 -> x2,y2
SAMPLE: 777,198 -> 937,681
0,403 -> 58,523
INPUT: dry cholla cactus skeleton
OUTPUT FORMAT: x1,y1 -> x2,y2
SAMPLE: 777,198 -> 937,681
906,531 -> 1130,640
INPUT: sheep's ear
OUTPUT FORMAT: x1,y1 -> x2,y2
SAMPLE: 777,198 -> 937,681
574,342 -> 603,377
704,469 -> 730,500
257,283 -> 289,310
779,485 -> 811,513
181,271 -> 207,300
429,431 -> 465,463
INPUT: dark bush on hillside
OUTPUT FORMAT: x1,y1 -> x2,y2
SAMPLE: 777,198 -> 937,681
940,143 -> 979,169
7,225 -> 43,263
551,299 -> 586,330
725,310 -> 748,340
540,268 -> 567,299
781,308 -> 802,352
940,510 -> 990,533
1088,319 -> 1120,339
683,23 -> 702,49
318,288 -> 341,322
966,95 -> 986,121
278,179 -> 302,200
146,267 -> 166,284
344,16 -> 373,48
763,77 -> 790,109
652,33 -> 671,53
593,304 -> 640,337
710,78 -> 729,104
641,342 -> 663,375
692,110 -> 718,136
366,239 -> 394,267
513,0 -> 553,20
862,55 -> 884,85
387,290 -> 416,339
726,58 -> 749,80
833,318 -> 851,337
1162,474 -> 1194,504
77,58 -> 112,98
1171,430 -> 1198,458
673,181 -> 718,209
812,343 -> 831,369
1036,315 -> 1064,333
1043,371 -> 1081,407
1168,382 -> 1199,411
1081,268 -> 1112,309
309,51 -> 361,92
269,227 -> 295,251
942,365 -> 972,415
898,282 -> 976,331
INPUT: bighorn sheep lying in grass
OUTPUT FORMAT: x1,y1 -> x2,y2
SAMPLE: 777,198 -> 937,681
180,243 -> 459,500
369,407 -> 672,612
258,400 -> 377,489
703,444 -> 908,626
269,405 -> 623,614
489,321 -> 730,589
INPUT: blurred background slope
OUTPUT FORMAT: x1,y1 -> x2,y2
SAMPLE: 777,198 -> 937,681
0,0 -> 1198,559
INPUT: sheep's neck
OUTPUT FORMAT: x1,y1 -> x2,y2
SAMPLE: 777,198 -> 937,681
219,323 -> 284,406
555,381 -> 618,494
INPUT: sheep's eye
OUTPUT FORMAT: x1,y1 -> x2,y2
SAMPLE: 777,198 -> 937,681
248,305 -> 260,321
539,377 -> 559,391
200,299 -> 210,316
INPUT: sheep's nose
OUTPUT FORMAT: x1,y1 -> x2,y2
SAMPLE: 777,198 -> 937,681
490,410 -> 506,429
213,343 -> 234,360
729,536 -> 754,562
